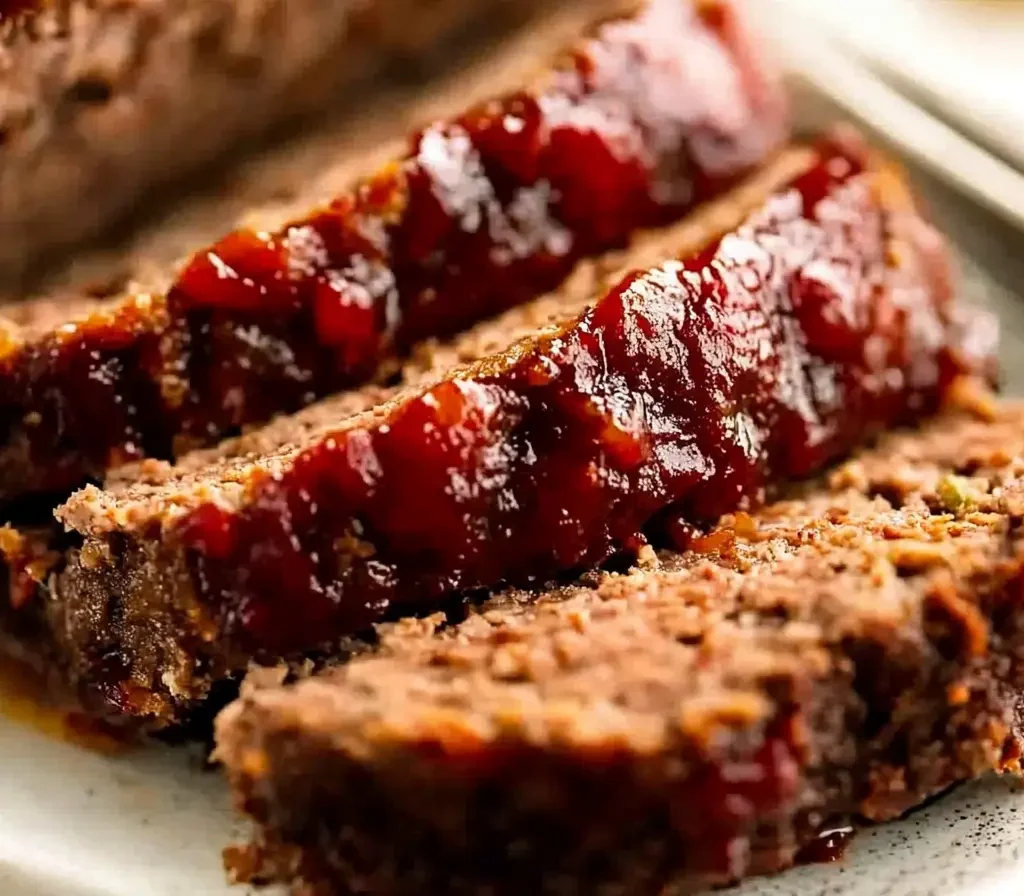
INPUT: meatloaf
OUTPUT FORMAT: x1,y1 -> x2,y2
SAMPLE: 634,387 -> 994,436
10,1 -> 637,306
19,134 -> 989,728
215,401 -> 1024,896
0,0 -> 787,503
0,0 -> 570,282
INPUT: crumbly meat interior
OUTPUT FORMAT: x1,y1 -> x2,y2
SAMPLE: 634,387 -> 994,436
215,400 -> 1024,896
22,136 -> 993,730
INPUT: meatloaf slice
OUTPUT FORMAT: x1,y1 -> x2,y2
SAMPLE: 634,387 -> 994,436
1,146 -> 807,727
215,401 -> 1024,896
38,134 -> 992,727
0,0 -> 567,281
0,0 -> 787,503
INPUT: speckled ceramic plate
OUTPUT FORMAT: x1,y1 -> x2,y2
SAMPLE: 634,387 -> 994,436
3,716 -> 1024,896
3,48 -> 1024,896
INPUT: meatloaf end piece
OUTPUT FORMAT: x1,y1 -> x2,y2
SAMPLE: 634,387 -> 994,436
11,1 -> 637,305
0,0 -> 565,280
215,400 -> 1024,895
40,135 -> 993,727
0,0 -> 788,503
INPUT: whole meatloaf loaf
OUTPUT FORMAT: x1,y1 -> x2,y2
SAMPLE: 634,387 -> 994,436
0,0 -> 568,281
0,0 -> 788,502
34,133 -> 992,726
216,402 -> 1024,896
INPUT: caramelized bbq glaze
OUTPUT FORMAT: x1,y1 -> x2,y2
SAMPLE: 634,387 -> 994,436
148,138 -> 984,657
0,0 -> 786,501
0,1 -> 35,19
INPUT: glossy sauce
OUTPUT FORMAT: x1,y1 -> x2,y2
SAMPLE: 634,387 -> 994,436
171,139 -> 985,655
796,825 -> 856,865
0,0 -> 786,500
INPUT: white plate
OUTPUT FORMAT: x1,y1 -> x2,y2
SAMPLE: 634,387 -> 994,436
748,1 -> 1024,233
0,717 -> 240,896
761,0 -> 1024,171
2,713 -> 1024,896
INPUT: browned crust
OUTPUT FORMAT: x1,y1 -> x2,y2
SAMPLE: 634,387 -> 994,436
36,150 -> 817,725
0,0 -> 572,281
0,0 -> 788,503
28,138 -> 988,727
214,400 -> 1024,895
61,147 -> 816,536
2,1 -> 634,304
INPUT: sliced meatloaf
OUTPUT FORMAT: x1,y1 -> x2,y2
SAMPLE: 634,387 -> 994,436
0,0 -> 570,280
10,2 -> 635,305
215,401 -> 1024,896
27,133 -> 991,727
0,0 -> 788,502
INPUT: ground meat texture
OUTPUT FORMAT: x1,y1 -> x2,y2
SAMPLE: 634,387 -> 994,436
0,0 -> 787,503
0,0 -> 557,282
1,146 -> 809,727
41,134 -> 993,726
214,402 -> 1024,896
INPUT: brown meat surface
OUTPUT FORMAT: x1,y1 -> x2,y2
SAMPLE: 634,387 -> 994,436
0,0 -> 564,281
3,137 -> 993,735
0,0 -> 787,502
216,400 -> 1024,895
0,1 -> 629,304
32,151 -> 808,727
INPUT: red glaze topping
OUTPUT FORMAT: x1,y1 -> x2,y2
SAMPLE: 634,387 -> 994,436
170,139 -> 991,654
0,1 -> 35,19
0,0 -> 787,501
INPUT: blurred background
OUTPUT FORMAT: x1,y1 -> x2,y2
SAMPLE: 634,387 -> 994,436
752,0 -> 1024,387
759,0 -> 1024,170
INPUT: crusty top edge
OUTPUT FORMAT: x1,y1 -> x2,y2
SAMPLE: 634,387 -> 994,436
57,144 -> 818,538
